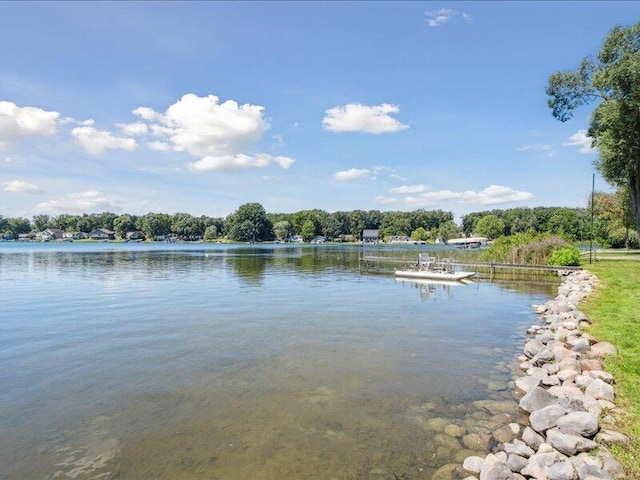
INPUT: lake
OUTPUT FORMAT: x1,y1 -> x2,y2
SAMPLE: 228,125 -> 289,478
0,243 -> 556,479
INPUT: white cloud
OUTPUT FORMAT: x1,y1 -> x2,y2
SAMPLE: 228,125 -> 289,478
516,144 -> 554,156
425,8 -> 457,27
334,168 -> 371,181
2,180 -> 44,194
36,190 -> 119,213
0,101 -> 60,149
71,126 -> 138,155
384,184 -> 533,207
147,140 -> 173,151
117,122 -> 148,136
389,184 -> 430,194
187,154 -> 295,172
374,195 -> 398,205
131,93 -> 293,172
564,129 -> 595,154
322,103 -> 408,134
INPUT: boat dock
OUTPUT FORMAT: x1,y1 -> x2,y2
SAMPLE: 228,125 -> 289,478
360,255 -> 582,274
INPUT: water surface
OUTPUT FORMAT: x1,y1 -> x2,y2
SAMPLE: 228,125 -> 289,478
0,243 -> 556,479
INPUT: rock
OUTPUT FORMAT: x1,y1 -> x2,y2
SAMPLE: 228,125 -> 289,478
570,461 -> 614,480
462,433 -> 493,451
507,454 -> 528,473
587,370 -> 614,384
524,338 -> 544,358
546,428 -> 599,456
542,374 -> 561,386
519,386 -> 558,413
479,454 -> 512,480
581,358 -> 604,372
553,345 -> 578,362
503,439 -> 535,458
598,449 -> 625,479
532,346 -> 555,366
435,433 -> 462,450
431,463 -> 462,480
574,374 -> 594,389
557,369 -> 579,383
488,381 -> 508,392
424,417 -> 449,431
585,379 -> 615,402
463,456 -> 484,475
444,424 -> 466,437
529,404 -> 568,433
558,358 -> 582,374
522,426 -> 545,450
543,362 -> 561,375
590,342 -> 617,358
547,461 -> 577,480
595,429 -> 630,446
493,424 -> 518,444
548,384 -> 583,399
520,452 -> 558,478
556,411 -> 599,437
570,338 -> 591,353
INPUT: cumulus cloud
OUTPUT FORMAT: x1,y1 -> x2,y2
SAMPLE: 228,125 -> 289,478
2,180 -> 44,194
71,126 -> 138,155
36,190 -> 119,213
389,184 -> 430,194
516,144 -> 554,156
0,101 -> 60,149
188,154 -> 295,172
425,8 -> 472,27
130,93 -> 294,172
117,122 -> 148,136
334,168 -> 371,181
374,195 -> 398,205
322,103 -> 408,134
380,184 -> 533,207
564,129 -> 595,154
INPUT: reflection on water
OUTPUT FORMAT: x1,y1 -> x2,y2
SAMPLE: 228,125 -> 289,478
0,244 -> 556,479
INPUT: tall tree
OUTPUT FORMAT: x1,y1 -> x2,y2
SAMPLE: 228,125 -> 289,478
546,22 -> 640,235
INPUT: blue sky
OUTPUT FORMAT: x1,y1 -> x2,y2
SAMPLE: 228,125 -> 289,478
1,1 -> 638,221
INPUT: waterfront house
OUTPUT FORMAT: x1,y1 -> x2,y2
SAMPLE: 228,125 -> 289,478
362,229 -> 379,243
42,228 -> 64,240
62,232 -> 89,240
89,229 -> 115,240
126,231 -> 145,241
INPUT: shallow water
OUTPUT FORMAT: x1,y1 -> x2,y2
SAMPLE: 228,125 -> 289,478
0,243 -> 556,479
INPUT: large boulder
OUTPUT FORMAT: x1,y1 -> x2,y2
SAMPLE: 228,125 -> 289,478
519,386 -> 558,414
546,428 -> 599,456
529,404 -> 567,433
556,411 -> 599,438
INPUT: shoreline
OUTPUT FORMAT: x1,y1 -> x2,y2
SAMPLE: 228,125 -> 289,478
460,270 -> 629,479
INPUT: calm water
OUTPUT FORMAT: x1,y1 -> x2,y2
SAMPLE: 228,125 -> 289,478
0,243 -> 556,479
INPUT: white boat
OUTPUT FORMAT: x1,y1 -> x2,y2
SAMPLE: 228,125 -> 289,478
394,253 -> 475,281
394,269 -> 475,281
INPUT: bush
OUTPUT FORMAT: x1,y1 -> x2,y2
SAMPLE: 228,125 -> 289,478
548,246 -> 581,266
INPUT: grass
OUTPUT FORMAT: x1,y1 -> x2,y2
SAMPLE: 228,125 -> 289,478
581,260 -> 640,476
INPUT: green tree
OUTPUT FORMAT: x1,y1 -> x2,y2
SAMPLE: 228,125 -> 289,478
114,214 -> 137,239
136,213 -> 172,238
273,220 -> 292,242
437,220 -> 460,242
410,227 -> 429,242
6,217 -> 31,237
203,225 -> 218,241
32,214 -> 51,232
547,21 -> 640,235
300,219 -> 316,242
225,202 -> 271,241
475,215 -> 506,239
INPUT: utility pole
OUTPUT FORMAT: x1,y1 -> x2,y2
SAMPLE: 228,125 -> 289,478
589,173 -> 595,264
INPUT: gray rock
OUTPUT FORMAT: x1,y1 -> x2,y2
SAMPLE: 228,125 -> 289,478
463,456 -> 484,475
479,454 -> 512,480
522,426 -> 544,450
598,449 -> 625,480
524,338 -> 544,358
581,358 -> 604,372
553,345 -> 578,362
503,439 -> 534,458
546,428 -> 599,456
574,374 -> 594,389
520,452 -> 558,479
590,342 -> 617,358
519,386 -> 558,413
543,362 -> 561,375
585,378 -> 615,402
557,369 -> 579,383
547,461 -> 577,480
532,346 -> 555,366
587,370 -> 614,384
463,432 -> 493,451
542,374 -> 561,386
556,411 -> 599,437
558,357 -> 582,374
507,453 -> 528,473
570,462 -> 614,480
571,338 -> 591,353
493,423 -> 518,444
529,404 -> 567,433
595,429 -> 630,446
444,423 -> 466,437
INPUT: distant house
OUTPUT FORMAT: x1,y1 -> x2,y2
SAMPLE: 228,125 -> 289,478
290,235 -> 304,243
311,236 -> 326,244
126,231 -> 146,241
89,228 -> 115,240
387,235 -> 410,244
43,228 -> 64,240
446,237 -> 489,248
362,229 -> 379,243
62,232 -> 89,240
339,234 -> 355,243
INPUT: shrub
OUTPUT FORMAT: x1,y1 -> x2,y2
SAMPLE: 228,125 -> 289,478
548,246 -> 581,266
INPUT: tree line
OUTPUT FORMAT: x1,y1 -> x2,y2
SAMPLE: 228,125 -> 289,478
1,190 -> 635,247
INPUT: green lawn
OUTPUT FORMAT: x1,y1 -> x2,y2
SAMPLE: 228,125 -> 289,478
582,261 -> 640,476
